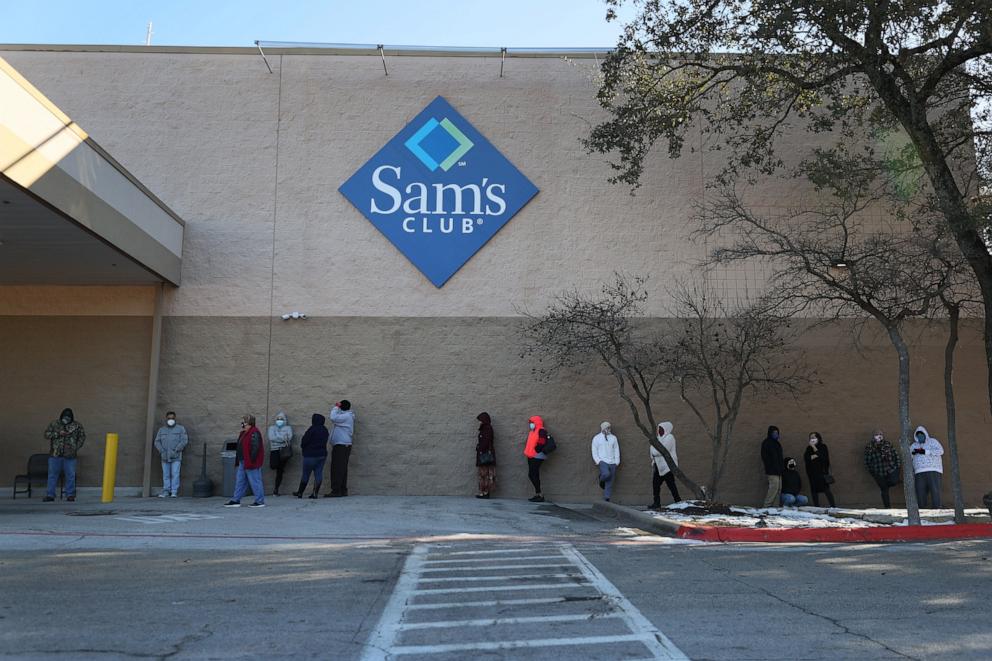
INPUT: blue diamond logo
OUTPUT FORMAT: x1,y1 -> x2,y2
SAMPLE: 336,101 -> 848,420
339,96 -> 539,287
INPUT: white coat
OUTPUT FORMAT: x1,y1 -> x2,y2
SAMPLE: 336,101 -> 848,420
591,432 -> 620,466
651,421 -> 678,476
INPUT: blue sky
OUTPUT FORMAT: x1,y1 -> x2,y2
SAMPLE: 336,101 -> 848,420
0,0 -> 631,48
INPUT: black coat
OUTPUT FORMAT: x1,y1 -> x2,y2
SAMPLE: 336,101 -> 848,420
804,442 -> 832,492
782,468 -> 803,496
476,412 -> 494,467
300,413 -> 329,458
761,437 -> 784,476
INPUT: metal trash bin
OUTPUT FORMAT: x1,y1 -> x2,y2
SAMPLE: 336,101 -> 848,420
221,441 -> 238,498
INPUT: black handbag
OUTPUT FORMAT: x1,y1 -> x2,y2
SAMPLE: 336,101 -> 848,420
279,446 -> 292,461
823,472 -> 835,485
478,450 -> 495,466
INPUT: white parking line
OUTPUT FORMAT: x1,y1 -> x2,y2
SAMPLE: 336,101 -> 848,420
420,562 -> 574,572
421,554 -> 566,564
360,542 -> 688,660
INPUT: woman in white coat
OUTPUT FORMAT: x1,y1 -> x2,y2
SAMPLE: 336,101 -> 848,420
650,421 -> 681,508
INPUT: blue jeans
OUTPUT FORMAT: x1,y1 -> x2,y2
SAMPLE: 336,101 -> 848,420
598,461 -> 618,500
161,459 -> 181,496
781,493 -> 808,507
232,465 -> 264,504
47,457 -> 76,498
299,456 -> 326,491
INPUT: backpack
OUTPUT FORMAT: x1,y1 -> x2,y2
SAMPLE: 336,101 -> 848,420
541,432 -> 557,454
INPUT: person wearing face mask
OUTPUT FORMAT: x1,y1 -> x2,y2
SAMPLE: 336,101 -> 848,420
591,421 -> 621,502
864,429 -> 900,508
153,411 -> 188,498
224,415 -> 266,507
760,425 -> 784,508
267,411 -> 294,496
780,458 -> 809,507
911,425 -> 944,509
803,432 -> 836,508
649,421 -> 680,509
523,415 -> 546,503
43,408 -> 86,502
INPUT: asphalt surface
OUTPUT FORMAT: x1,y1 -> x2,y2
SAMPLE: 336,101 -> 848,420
1,495 -> 990,660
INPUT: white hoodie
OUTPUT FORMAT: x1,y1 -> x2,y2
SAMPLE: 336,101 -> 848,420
911,425 -> 944,474
651,422 -> 678,476
591,432 -> 620,465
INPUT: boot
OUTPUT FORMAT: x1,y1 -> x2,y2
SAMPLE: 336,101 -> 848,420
292,482 -> 306,498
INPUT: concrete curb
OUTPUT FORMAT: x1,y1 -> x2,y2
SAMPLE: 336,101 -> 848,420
593,501 -> 992,544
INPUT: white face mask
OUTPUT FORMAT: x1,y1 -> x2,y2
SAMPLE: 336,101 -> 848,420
873,435 -> 883,442
809,438 -> 817,446
276,419 -> 285,428
166,419 -> 176,427
529,423 -> 536,430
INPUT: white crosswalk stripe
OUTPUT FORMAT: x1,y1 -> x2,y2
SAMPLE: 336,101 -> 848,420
360,542 -> 688,660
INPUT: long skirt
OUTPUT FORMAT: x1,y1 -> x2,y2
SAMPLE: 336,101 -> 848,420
478,465 -> 496,494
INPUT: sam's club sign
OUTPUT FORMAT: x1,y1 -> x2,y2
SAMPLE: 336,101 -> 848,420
339,96 -> 539,287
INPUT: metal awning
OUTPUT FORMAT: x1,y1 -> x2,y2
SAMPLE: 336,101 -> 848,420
0,56 -> 183,285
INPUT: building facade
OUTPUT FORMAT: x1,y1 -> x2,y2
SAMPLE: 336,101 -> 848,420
1,45 -> 989,505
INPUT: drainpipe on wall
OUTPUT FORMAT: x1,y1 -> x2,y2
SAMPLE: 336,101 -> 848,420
141,283 -> 164,497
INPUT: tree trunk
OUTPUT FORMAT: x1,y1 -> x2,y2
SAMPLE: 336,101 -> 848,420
887,326 -> 922,526
648,435 -> 706,501
943,306 -> 966,524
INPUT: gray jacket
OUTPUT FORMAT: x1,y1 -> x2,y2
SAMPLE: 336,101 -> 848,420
154,424 -> 189,462
329,407 -> 355,446
267,411 -> 294,451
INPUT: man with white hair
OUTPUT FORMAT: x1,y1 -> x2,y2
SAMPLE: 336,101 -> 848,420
591,421 -> 621,501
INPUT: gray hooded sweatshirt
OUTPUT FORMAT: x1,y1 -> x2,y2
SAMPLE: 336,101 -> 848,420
267,411 -> 294,451
329,406 -> 355,446
154,422 -> 189,462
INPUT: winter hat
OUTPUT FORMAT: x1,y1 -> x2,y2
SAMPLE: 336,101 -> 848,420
600,421 -> 611,432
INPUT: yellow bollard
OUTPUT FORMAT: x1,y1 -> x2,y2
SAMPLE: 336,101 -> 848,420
101,433 -> 119,503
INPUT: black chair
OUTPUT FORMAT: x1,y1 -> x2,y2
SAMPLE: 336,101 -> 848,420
13,454 -> 50,499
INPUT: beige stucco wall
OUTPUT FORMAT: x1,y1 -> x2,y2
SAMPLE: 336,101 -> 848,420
1,49 -> 989,505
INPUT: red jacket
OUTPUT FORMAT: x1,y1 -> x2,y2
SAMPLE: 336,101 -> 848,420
238,426 -> 265,470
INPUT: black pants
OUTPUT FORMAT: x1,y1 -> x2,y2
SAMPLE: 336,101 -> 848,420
329,444 -> 351,496
872,472 -> 895,508
811,487 -> 836,508
269,450 -> 289,493
652,465 -> 681,505
527,458 -> 543,494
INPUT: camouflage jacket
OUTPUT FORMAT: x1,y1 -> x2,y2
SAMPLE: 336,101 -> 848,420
44,420 -> 86,458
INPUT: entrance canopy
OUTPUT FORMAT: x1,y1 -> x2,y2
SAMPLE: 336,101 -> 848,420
0,56 -> 183,285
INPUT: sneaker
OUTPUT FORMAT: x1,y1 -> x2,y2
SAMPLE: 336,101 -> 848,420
170,494 -> 178,498
223,501 -> 241,508
66,496 -> 75,502
158,492 -> 168,498
249,502 -> 266,508
308,494 -> 318,499
647,503 -> 662,511
528,495 -> 545,503
42,496 -> 55,502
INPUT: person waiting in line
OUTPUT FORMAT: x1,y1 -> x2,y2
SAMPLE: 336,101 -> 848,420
591,421 -> 621,502
911,425 -> 944,509
864,428 -> 900,508
43,407 -> 86,502
804,432 -> 836,508
781,458 -> 809,507
224,415 -> 266,508
760,425 -> 784,508
649,421 -> 680,509
326,400 -> 355,497
523,415 -> 546,503
154,411 -> 188,498
475,412 -> 496,499
294,413 -> 328,499
267,411 -> 294,496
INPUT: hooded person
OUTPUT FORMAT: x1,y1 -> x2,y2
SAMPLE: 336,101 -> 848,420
591,421 -> 621,502
649,421 -> 681,508
475,412 -> 496,499
864,428 -> 900,508
781,457 -> 809,507
803,432 -> 836,508
43,407 -> 86,502
523,415 -> 546,502
911,425 -> 945,509
327,400 -> 355,497
294,413 -> 329,499
760,425 -> 784,508
154,411 -> 188,498
267,411 -> 294,496
225,415 -> 265,507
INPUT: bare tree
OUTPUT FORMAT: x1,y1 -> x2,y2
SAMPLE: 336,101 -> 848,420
668,282 -> 811,501
697,155 -> 951,525
520,273 -> 807,501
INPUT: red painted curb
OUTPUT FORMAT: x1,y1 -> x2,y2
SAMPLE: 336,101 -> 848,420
675,522 -> 992,543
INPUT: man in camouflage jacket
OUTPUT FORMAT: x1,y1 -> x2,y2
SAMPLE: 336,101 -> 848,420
43,408 -> 86,502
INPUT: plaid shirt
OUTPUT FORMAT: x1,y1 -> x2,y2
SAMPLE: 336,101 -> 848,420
864,438 -> 900,477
